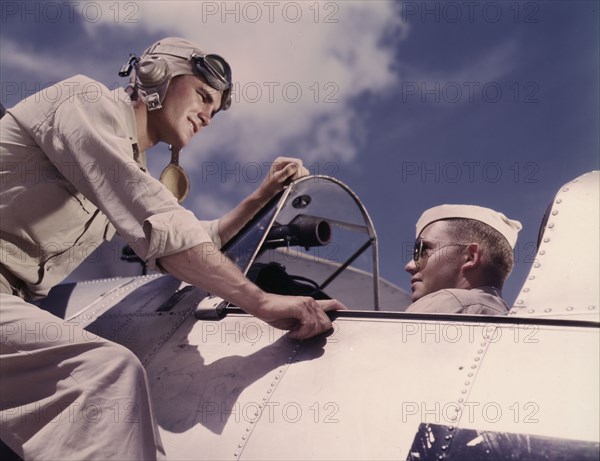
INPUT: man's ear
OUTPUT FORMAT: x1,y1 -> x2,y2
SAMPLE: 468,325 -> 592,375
461,243 -> 482,273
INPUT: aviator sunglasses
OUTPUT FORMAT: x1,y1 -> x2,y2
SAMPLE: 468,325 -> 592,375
412,237 -> 469,263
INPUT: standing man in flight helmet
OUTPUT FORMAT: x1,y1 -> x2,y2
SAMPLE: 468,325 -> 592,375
0,37 -> 344,460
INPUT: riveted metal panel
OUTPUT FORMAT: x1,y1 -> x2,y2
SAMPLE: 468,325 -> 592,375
146,314 -> 299,461
511,171 -> 599,322
37,274 -> 165,319
133,313 -> 599,461
461,325 -> 599,442
37,280 -> 600,460
236,317 -> 495,461
66,275 -> 204,365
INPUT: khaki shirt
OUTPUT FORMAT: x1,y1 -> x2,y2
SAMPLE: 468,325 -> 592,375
405,286 -> 509,315
0,75 -> 220,299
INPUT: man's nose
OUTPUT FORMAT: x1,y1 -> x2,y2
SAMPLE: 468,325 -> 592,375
198,111 -> 211,127
405,258 -> 417,274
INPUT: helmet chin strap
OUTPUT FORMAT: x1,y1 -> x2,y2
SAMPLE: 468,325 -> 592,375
159,145 -> 190,203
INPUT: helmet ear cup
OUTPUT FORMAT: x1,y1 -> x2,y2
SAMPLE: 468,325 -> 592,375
134,56 -> 171,110
136,56 -> 170,88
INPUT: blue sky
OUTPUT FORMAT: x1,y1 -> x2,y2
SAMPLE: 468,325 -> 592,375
1,0 -> 598,305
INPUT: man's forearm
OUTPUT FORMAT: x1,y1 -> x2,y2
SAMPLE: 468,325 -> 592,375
160,242 -> 341,340
158,243 -> 266,316
217,157 -> 308,246
217,188 -> 272,246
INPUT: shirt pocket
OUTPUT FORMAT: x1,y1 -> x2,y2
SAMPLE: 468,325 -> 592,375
12,179 -> 99,259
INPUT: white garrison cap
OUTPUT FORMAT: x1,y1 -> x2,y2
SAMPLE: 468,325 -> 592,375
416,204 -> 522,248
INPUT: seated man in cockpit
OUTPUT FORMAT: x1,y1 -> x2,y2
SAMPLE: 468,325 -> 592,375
404,204 -> 521,315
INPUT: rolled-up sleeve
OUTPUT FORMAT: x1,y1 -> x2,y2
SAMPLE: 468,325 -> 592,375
142,212 -> 221,270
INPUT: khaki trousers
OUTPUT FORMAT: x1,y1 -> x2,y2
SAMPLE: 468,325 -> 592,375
0,293 -> 166,460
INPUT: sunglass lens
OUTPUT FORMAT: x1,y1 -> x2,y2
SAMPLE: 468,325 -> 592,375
413,238 -> 422,261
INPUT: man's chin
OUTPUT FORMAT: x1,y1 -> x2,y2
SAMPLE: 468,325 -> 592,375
177,136 -> 191,148
410,288 -> 430,303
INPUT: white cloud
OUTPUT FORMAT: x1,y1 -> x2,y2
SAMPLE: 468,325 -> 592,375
0,38 -> 80,82
2,1 -> 406,217
89,1 -> 406,168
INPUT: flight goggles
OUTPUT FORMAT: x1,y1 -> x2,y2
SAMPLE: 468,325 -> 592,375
191,53 -> 231,91
191,53 -> 232,112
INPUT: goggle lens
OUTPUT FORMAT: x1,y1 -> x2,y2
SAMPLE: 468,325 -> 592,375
192,53 -> 232,90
